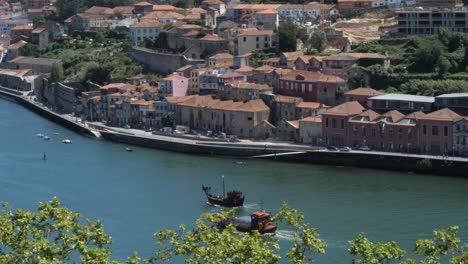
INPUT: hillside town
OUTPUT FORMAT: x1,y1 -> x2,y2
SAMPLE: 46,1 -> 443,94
0,0 -> 467,157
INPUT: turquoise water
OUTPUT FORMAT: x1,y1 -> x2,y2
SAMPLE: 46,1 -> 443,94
1,98 -> 467,262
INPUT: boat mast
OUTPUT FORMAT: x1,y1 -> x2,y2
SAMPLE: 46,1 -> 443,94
222,175 -> 225,197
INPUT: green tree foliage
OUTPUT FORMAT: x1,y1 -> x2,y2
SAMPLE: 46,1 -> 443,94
0,197 -> 124,263
150,203 -> 326,264
55,0 -> 85,21
279,21 -> 298,52
49,63 -> 63,83
0,198 -> 467,263
309,30 -> 327,52
33,15 -> 45,27
400,79 -> 468,96
161,112 -> 174,127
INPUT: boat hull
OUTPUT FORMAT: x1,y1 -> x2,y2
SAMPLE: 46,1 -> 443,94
207,195 -> 244,207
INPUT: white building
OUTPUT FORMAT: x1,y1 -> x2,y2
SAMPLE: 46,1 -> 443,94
130,20 -> 162,44
0,19 -> 33,34
277,3 -> 338,22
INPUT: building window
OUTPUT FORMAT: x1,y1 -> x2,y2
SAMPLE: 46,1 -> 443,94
332,118 -> 336,128
243,37 -> 246,42
326,117 -> 329,127
256,37 -> 259,41
256,44 -> 259,49
340,119 -> 344,129
423,125 -> 427,135
432,126 -> 439,136
444,126 -> 448,136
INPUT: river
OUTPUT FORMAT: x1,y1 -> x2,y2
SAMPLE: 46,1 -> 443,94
0,98 -> 467,263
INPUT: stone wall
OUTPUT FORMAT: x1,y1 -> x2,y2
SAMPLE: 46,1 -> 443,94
129,47 -> 204,75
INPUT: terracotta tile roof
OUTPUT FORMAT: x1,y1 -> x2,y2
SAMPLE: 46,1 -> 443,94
182,30 -> 199,37
404,111 -> 426,120
229,4 -> 281,10
238,28 -> 274,36
287,120 -> 300,129
100,83 -> 128,89
199,34 -> 226,41
254,65 -> 277,72
420,108 -> 462,122
152,4 -> 177,11
296,102 -> 324,109
281,70 -> 345,83
134,1 -> 153,6
176,65 -> 193,72
345,87 -> 383,97
31,26 -> 47,33
163,73 -> 188,81
131,99 -> 154,106
341,52 -> 386,59
300,115 -> 322,123
218,71 -> 243,78
324,101 -> 365,116
11,25 -> 33,30
174,95 -> 269,112
85,6 -> 113,15
308,56 -> 326,62
202,0 -> 224,4
350,109 -> 380,122
274,95 -> 303,104
380,110 -> 405,123
177,23 -> 203,29
263,57 -> 280,63
281,51 -> 304,58
130,20 -> 162,28
294,55 -> 314,63
209,52 -> 233,59
228,80 -> 272,90
235,66 -> 254,73
113,6 -> 134,15
256,9 -> 278,14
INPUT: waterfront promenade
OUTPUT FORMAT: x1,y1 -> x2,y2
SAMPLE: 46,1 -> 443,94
1,86 -> 468,176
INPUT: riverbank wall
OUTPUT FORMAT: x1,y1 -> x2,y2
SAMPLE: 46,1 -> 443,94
268,151 -> 468,177
99,130 -> 297,156
0,88 -> 96,137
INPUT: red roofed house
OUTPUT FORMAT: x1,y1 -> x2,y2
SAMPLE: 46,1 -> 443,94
160,73 -> 189,97
418,108 -> 462,155
279,70 -> 346,105
134,1 -> 153,14
130,20 -> 162,44
322,101 -> 365,147
345,87 -> 383,107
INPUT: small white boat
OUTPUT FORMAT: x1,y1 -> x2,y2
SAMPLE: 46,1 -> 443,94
125,147 -> 133,152
43,136 -> 50,140
36,133 -> 44,138
62,139 -> 72,144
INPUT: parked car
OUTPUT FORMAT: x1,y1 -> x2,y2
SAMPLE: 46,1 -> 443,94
340,147 -> 352,152
359,146 -> 371,151
229,135 -> 239,142
327,146 -> 339,151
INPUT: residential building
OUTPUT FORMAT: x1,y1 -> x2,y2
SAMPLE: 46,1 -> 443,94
31,26 -> 49,48
230,27 -> 276,56
278,70 -> 346,105
321,101 -> 365,147
10,25 -> 33,40
396,7 -> 468,36
272,95 -> 303,123
277,3 -> 338,22
72,6 -> 137,30
0,19 -> 33,34
198,69 -> 226,95
322,52 -> 389,80
207,53 -> 234,67
134,1 -> 154,15
25,0 -> 51,9
418,108 -> 460,154
249,65 -> 277,88
369,94 -> 435,112
337,0 -> 373,11
201,0 -> 226,15
217,71 -> 245,98
171,95 -> 271,138
223,81 -> 273,101
295,101 -> 328,119
189,68 -> 208,95
453,117 -> 468,156
277,119 -> 300,142
226,4 -> 281,21
345,87 -> 383,107
0,68 -> 42,91
253,9 -> 279,31
159,73 -> 189,97
130,20 -> 162,44
299,116 -> 322,144
7,56 -> 63,74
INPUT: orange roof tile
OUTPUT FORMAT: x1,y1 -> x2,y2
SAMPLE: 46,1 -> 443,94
274,95 -> 303,104
228,80 -> 272,90
345,87 -> 383,97
300,115 -> 322,123
281,70 -> 345,83
324,101 -> 365,116
420,108 -> 462,122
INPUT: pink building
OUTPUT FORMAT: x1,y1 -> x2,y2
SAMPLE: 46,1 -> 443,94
279,70 -> 346,105
418,108 -> 461,155
160,73 -> 189,97
321,101 -> 365,147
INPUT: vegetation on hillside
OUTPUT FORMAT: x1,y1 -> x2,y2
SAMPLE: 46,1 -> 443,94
351,28 -> 468,96
279,21 -> 299,52
0,198 -> 466,263
20,30 -> 142,85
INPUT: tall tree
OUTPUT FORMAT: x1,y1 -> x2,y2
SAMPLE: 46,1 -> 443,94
55,0 -> 85,21
49,63 -> 63,83
309,30 -> 327,52
279,21 -> 298,52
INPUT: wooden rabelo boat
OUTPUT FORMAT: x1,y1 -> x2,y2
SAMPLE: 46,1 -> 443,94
202,176 -> 244,207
